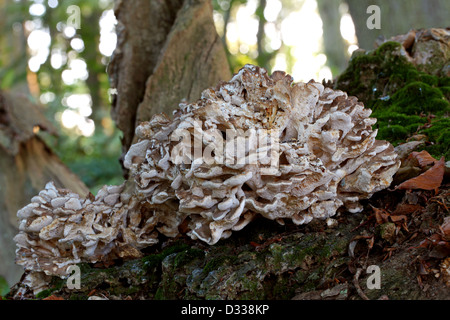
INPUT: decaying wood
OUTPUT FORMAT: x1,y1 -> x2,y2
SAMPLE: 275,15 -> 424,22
0,90 -> 88,285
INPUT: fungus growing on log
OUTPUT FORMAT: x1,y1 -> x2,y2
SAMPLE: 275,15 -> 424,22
14,65 -> 400,279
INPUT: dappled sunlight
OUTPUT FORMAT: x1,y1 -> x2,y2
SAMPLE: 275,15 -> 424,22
99,9 -> 117,57
61,93 -> 94,136
22,1 -> 118,140
215,0 -> 357,83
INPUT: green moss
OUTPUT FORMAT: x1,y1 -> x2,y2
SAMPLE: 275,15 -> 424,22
154,287 -> 165,300
378,126 -> 408,144
142,241 -> 190,273
270,277 -> 293,299
388,82 -> 448,115
151,246 -> 206,300
0,276 -> 9,297
336,42 -> 408,105
335,41 -> 450,159
439,77 -> 450,87
35,288 -> 53,299
374,110 -> 427,145
440,86 -> 450,101
203,255 -> 237,274
173,248 -> 205,269
422,118 -> 450,159
302,267 -> 324,291
35,277 -> 65,299
418,74 -> 439,86
68,293 -> 88,300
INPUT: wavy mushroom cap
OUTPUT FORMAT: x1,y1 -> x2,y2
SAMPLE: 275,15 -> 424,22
125,64 -> 400,245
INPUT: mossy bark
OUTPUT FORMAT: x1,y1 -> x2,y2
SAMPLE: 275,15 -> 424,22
334,41 -> 449,159
20,217 -> 355,300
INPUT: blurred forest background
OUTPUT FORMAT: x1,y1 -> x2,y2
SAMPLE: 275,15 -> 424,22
0,0 -> 448,193
0,0 -> 448,288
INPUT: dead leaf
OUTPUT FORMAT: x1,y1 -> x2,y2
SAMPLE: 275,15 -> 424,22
391,203 -> 423,216
250,241 -> 261,248
418,260 -> 430,275
389,215 -> 407,222
382,247 -> 397,261
396,157 -> 445,190
417,275 -> 424,288
427,233 -> 444,244
409,150 -> 437,168
367,236 -> 374,250
440,217 -> 450,240
429,243 -> 450,259
43,295 -> 64,300
371,206 -> 389,224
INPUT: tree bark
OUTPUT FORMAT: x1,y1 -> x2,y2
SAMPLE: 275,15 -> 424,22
108,0 -> 184,157
78,7 -> 106,130
109,0 -> 231,164
0,0 -> 29,93
316,0 -> 349,76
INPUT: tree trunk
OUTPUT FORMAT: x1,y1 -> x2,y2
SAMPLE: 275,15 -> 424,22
345,0 -> 450,50
0,90 -> 89,286
109,0 -> 231,165
316,0 -> 349,76
78,7 -> 106,131
108,0 -> 183,157
0,0 -> 29,93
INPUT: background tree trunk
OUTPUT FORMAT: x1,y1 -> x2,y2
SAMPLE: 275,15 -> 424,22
108,0 -> 184,158
345,0 -> 450,50
316,0 -> 349,76
109,0 -> 231,166
0,0 -> 29,93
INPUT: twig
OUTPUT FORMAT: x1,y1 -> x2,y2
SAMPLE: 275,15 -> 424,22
353,268 -> 370,300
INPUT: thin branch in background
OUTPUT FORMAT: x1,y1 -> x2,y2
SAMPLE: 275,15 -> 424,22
255,0 -> 267,68
316,0 -> 349,76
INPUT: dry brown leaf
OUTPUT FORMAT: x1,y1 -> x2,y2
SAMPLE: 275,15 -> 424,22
396,157 -> 445,190
390,215 -> 407,222
43,295 -> 64,300
410,150 -> 437,168
367,236 -> 375,250
371,206 -> 390,224
391,203 -> 423,216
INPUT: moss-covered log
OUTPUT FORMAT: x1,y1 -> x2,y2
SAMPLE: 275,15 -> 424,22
9,183 -> 449,300
334,31 -> 449,159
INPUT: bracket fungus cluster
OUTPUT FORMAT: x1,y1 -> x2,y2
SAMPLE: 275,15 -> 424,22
14,65 -> 400,280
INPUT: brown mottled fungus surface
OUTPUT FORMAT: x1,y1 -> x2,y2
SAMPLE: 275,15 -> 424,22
13,65 -> 400,296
